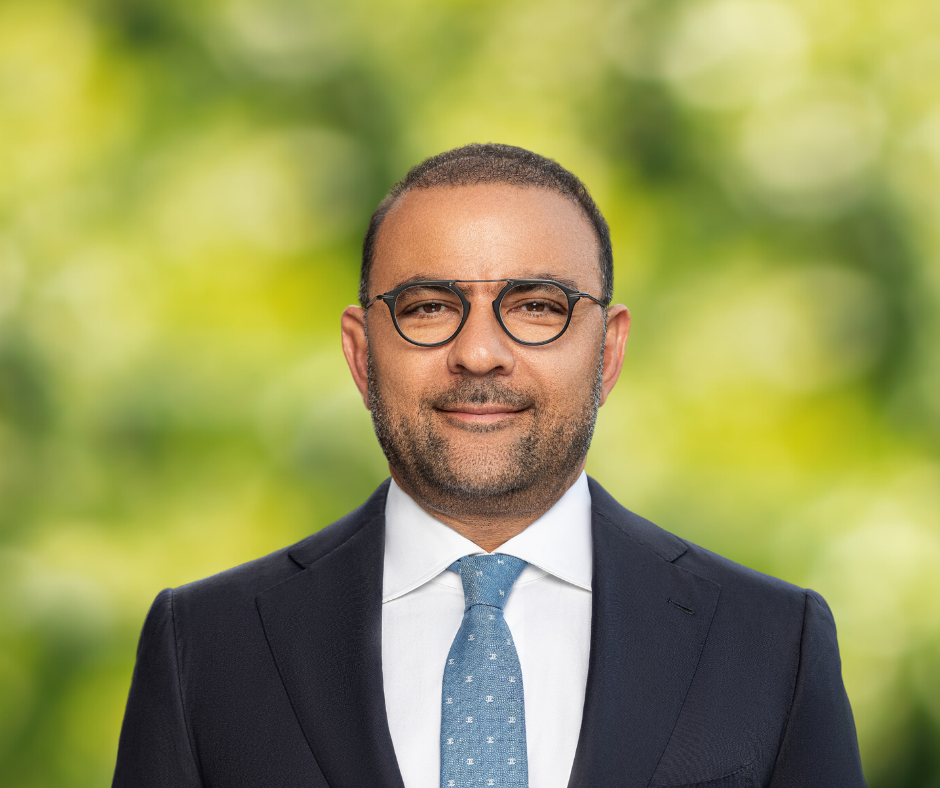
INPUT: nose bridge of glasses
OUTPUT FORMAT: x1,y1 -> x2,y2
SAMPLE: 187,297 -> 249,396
454,283 -> 513,338
432,284 -> 521,352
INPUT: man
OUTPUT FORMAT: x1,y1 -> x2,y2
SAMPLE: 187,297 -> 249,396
113,144 -> 866,787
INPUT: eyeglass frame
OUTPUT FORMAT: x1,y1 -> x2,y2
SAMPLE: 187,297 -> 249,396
364,278 -> 609,347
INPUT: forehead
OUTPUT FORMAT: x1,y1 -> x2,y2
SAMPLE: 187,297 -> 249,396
370,183 -> 601,293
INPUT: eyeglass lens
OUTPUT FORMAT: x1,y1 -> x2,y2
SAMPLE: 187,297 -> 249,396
393,282 -> 572,344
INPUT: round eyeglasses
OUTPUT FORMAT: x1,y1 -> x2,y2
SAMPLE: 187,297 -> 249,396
365,279 -> 608,347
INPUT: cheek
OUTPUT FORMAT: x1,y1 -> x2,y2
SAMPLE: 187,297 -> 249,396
552,368 -> 597,405
371,339 -> 444,401
521,348 -> 599,404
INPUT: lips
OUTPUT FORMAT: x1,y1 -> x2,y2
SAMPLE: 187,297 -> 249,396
439,404 -> 522,416
436,403 -> 528,425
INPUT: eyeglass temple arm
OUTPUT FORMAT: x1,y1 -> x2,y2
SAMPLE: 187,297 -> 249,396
574,292 -> 609,307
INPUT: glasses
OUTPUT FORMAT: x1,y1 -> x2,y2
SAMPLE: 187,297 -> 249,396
365,279 -> 608,347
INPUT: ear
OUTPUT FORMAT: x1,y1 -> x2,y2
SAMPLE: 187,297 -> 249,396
599,305 -> 630,407
341,306 -> 371,409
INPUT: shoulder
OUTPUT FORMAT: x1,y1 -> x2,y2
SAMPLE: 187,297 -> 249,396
588,476 -> 813,611
167,480 -> 391,616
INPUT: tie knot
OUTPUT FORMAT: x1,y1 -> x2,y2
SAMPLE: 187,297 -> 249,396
449,554 -> 527,610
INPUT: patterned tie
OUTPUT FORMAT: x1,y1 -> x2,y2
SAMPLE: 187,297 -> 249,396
440,554 -> 529,788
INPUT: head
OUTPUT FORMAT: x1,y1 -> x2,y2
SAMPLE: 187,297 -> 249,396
342,144 -> 630,529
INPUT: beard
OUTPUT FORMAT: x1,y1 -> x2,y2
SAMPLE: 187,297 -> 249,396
367,347 -> 604,520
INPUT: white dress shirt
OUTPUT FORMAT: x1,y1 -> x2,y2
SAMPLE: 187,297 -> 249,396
382,473 -> 593,788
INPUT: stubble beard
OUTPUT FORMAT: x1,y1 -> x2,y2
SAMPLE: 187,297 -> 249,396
367,346 -> 604,520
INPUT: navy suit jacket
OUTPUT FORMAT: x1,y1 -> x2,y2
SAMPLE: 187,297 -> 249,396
113,478 -> 866,787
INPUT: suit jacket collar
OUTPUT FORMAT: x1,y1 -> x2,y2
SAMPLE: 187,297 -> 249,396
568,479 -> 720,787
257,480 -> 405,788
256,478 -> 720,788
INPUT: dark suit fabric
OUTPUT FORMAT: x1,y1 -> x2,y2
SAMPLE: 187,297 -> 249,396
113,478 -> 866,788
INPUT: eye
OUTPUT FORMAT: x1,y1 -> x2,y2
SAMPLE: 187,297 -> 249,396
501,283 -> 570,318
520,300 -> 548,313
507,297 -> 566,316
395,285 -> 463,320
403,300 -> 457,316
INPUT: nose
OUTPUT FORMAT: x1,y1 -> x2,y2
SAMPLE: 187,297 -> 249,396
446,298 -> 516,377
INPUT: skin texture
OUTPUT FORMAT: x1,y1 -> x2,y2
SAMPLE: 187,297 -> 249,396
342,184 -> 630,551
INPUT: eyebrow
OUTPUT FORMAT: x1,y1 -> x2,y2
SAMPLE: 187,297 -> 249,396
388,273 -> 449,290
385,272 -> 584,292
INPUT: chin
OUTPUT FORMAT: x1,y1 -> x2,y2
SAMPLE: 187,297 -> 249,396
411,445 -> 576,509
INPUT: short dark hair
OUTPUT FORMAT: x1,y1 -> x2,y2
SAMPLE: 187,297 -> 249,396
359,143 -> 613,307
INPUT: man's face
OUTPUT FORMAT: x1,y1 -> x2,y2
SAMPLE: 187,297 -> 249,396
343,183 -> 629,522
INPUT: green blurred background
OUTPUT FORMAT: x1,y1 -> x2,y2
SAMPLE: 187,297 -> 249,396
1,0 -> 938,784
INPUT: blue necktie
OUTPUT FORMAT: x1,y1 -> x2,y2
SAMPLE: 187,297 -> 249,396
440,554 -> 529,788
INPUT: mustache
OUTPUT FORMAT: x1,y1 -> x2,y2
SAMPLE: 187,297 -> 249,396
428,379 -> 534,411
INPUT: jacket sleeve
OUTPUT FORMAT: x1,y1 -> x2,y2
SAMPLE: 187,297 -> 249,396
768,589 -> 866,787
113,588 -> 203,788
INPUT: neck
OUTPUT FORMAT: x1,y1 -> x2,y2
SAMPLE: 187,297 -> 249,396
389,461 -> 586,552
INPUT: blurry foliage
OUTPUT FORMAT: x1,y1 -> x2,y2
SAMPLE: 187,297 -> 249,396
0,0 -> 938,785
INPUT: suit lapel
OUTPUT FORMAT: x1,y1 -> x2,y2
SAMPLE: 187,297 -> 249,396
256,485 -> 405,788
568,480 -> 721,788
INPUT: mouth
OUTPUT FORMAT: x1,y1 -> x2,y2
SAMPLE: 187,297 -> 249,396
435,403 -> 529,425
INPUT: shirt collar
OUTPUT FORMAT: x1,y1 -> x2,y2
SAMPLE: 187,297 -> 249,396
382,472 -> 593,603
